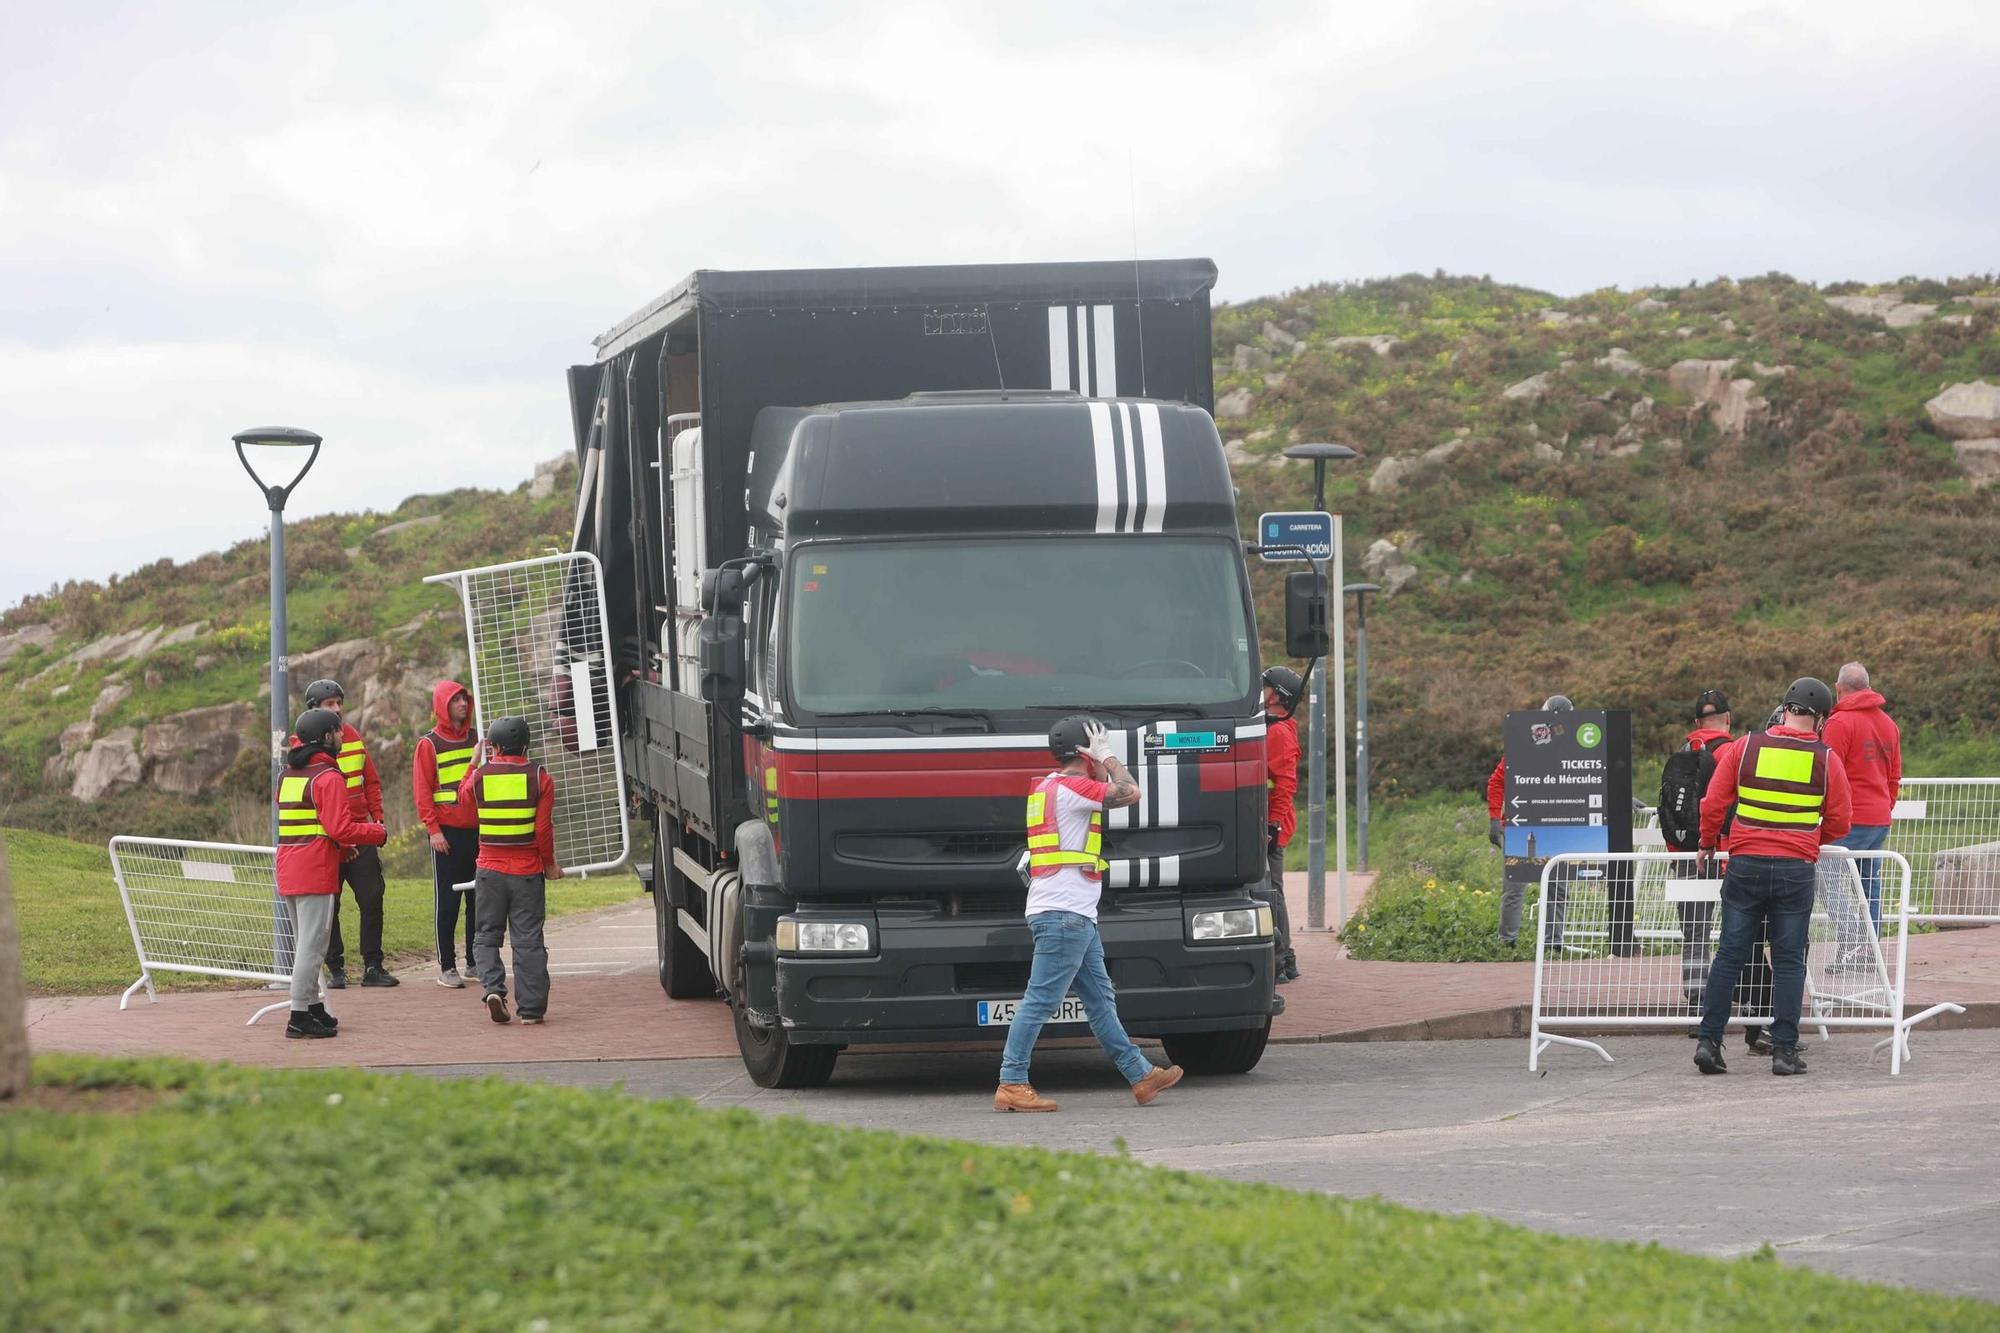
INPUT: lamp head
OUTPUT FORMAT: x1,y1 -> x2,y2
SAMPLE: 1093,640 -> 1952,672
232,426 -> 323,509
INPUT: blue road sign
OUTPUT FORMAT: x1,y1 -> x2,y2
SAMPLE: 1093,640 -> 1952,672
1257,511 -> 1335,562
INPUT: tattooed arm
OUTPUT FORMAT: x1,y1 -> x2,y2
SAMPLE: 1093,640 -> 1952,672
1096,754 -> 1143,809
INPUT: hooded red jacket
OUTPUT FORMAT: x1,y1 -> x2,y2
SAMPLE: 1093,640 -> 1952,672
1485,758 -> 1506,820
412,680 -> 478,833
276,752 -> 388,895
283,718 -> 383,821
1266,713 -> 1300,848
1822,690 -> 1902,825
1699,726 -> 1852,861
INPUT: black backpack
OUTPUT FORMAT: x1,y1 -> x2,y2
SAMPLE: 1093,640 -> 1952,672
1658,736 -> 1730,852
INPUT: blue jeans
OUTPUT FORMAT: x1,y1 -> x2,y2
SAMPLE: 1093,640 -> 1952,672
998,911 -> 1154,1086
1699,855 -> 1816,1049
1835,824 -> 1891,926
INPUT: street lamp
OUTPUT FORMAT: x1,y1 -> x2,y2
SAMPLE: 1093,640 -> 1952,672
1345,583 -> 1381,872
1281,442 -> 1357,931
233,426 -> 322,972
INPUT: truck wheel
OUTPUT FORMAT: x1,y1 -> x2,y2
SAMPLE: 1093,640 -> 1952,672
1160,1019 -> 1271,1075
653,832 -> 715,1000
732,993 -> 839,1088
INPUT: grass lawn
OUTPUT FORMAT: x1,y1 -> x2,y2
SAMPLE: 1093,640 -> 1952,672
3,1057 -> 1993,1330
3,827 -> 642,996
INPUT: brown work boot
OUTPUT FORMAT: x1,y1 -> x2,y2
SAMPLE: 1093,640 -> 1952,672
1132,1064 -> 1185,1105
993,1083 -> 1059,1113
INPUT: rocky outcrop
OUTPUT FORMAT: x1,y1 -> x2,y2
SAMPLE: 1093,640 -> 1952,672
1231,344 -> 1273,372
71,728 -> 142,802
28,622 -> 204,681
1594,348 -> 1643,376
1361,538 -> 1420,597
0,624 -> 55,669
1502,372 -> 1552,402
1826,294 -> 1936,328
369,514 -> 442,541
1630,296 -> 1667,314
1954,440 -> 2000,489
1260,321 -> 1298,351
1327,334 -> 1400,357
527,454 -> 574,501
1369,455 -> 1419,494
1925,382 -> 2000,440
1531,440 -> 1563,463
1216,387 -> 1254,420
1668,359 -> 1766,438
141,702 -> 260,796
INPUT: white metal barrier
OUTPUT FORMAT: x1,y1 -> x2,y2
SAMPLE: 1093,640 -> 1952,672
1528,849 -> 1962,1076
1891,777 -> 2000,924
110,836 -> 298,1026
424,551 -> 631,881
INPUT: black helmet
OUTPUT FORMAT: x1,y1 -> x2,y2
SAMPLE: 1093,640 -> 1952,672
1262,665 -> 1304,710
1542,695 -> 1574,712
303,678 -> 344,708
1048,715 -> 1095,761
288,707 -> 343,767
487,716 -> 531,755
1781,677 -> 1833,720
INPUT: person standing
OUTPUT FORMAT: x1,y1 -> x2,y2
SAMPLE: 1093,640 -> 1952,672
1693,678 -> 1852,1077
1259,666 -> 1303,983
460,716 -> 561,1025
1822,662 -> 1902,932
1658,689 -> 1735,1004
412,680 -> 480,989
995,716 -> 1184,1112
275,708 -> 387,1039
301,678 -> 397,989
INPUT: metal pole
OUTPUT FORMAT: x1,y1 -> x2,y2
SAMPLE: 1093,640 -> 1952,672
1354,590 -> 1370,873
1305,463 -> 1327,931
267,496 -> 293,973
1332,519 -> 1348,929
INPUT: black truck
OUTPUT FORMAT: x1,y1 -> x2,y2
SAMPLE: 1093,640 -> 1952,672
568,259 -> 1306,1087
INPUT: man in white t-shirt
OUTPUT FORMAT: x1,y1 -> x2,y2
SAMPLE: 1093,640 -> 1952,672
995,715 -> 1184,1112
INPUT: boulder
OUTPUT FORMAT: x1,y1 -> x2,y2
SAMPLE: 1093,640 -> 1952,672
142,702 -> 259,796
1261,321 -> 1298,350
88,681 -> 131,723
1262,372 -> 1288,389
1751,362 -> 1793,378
1710,379 -> 1767,438
1630,296 -> 1667,314
1538,309 -> 1575,327
1953,439 -> 2000,489
1826,294 -> 1936,328
1943,314 -> 1975,328
1668,359 -> 1766,437
1925,381 -> 2000,440
1956,296 -> 2000,308
1502,372 -> 1552,402
1531,441 -> 1563,463
71,728 -> 142,801
1630,396 -> 1655,422
1223,439 -> 1259,471
1675,326 -> 1695,339
1360,539 -> 1420,597
1368,455 -> 1420,494
1422,437 -> 1470,466
1231,344 -> 1273,372
1216,387 -> 1254,420
526,454 -> 574,502
1327,334 -> 1400,357
1594,347 -> 1643,376
0,623 -> 55,669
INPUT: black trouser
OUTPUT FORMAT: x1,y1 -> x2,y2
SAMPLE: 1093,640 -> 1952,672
431,824 -> 480,972
325,844 -> 387,971
1262,834 -> 1295,971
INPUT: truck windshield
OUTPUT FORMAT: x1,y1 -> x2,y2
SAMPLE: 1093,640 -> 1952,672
787,537 -> 1254,715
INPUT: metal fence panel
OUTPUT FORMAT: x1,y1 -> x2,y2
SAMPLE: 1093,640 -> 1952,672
1891,778 -> 2000,923
423,552 -> 631,878
109,836 -> 296,1025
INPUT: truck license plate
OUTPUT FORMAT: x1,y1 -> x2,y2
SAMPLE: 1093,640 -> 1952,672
977,996 -> 1088,1026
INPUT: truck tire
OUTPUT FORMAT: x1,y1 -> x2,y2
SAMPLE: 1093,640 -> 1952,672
653,829 -> 715,1000
732,992 -> 839,1088
1160,1019 -> 1271,1076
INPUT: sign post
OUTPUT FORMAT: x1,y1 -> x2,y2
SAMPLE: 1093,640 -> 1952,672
1503,709 -> 1634,952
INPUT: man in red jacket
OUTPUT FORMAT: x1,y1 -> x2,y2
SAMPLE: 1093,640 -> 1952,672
301,678 -> 396,989
1692,678 -> 1852,1077
276,708 -> 387,1039
1823,662 -> 1902,930
460,716 -> 562,1024
413,681 -> 480,988
1260,666 -> 1303,983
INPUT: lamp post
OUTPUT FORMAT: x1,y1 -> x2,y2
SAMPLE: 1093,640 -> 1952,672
1345,583 -> 1381,872
233,426 -> 322,971
1281,442 -> 1357,931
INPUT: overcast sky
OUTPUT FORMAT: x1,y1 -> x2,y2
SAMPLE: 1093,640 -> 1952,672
2,1 -> 1995,613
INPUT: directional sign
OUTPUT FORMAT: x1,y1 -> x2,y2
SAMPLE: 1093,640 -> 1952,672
1501,708 -> 1633,890
1258,511 -> 1336,562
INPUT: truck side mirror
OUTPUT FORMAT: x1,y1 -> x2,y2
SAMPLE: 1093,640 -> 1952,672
1284,570 -> 1329,657
699,609 -> 746,707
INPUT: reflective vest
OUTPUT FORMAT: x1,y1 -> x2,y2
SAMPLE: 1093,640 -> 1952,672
473,761 -> 545,847
276,768 -> 334,845
1025,772 -> 1106,881
425,729 -> 478,806
1732,732 -> 1829,833
337,730 -> 370,791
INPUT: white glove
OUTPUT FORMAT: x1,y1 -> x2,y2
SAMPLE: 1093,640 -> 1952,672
1082,720 -> 1119,765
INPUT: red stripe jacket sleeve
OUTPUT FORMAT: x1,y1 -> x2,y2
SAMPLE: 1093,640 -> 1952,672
1819,751 -> 1853,845
1698,739 -> 1740,850
538,771 -> 557,872
412,736 -> 441,834
1486,758 -> 1506,820
362,749 -> 384,822
1265,721 -> 1299,846
316,768 -> 387,849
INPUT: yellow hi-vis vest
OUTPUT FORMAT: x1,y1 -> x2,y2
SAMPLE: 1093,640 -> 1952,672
1025,773 -> 1107,881
276,768 -> 334,845
473,761 -> 545,847
337,730 -> 370,791
425,729 -> 478,805
1732,732 -> 1830,832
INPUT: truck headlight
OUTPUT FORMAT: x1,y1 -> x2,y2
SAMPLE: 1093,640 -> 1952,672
776,919 -> 872,954
1191,908 -> 1266,941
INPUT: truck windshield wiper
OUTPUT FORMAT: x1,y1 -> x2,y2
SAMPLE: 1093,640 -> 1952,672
813,707 -> 995,732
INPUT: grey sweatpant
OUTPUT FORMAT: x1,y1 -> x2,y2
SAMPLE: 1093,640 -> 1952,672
473,868 -> 549,1018
1261,842 -> 1295,970
285,892 -> 335,1010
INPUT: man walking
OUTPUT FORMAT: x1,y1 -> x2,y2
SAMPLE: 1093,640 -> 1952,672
301,678 -> 397,989
995,717 -> 1184,1112
1823,662 -> 1902,931
412,680 -> 480,988
1693,678 -> 1852,1077
1259,666 -> 1303,983
275,708 -> 387,1039
459,716 -> 560,1025
1659,689 -> 1735,1005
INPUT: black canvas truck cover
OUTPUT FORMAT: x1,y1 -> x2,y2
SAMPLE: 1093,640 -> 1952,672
567,259 -> 1219,683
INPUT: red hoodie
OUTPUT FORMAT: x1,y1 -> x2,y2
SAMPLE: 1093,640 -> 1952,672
412,681 -> 478,833
1699,726 -> 1852,861
458,754 -> 558,876
1485,757 -> 1505,820
276,752 -> 388,895
1822,690 -> 1901,825
1266,713 -> 1300,847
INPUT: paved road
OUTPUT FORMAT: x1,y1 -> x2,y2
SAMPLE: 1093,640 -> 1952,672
398,1031 -> 2000,1303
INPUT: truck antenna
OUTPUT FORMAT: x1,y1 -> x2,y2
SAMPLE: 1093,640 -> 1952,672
1129,146 -> 1148,398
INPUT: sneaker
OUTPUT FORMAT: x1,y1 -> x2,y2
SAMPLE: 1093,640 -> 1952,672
1693,1037 -> 1728,1075
520,1014 -> 545,1026
1282,962 -> 1302,983
437,968 -> 465,990
361,965 -> 401,988
325,966 -> 347,990
1275,969 -> 1295,986
993,1083 -> 1058,1112
1744,1027 -> 1773,1056
1133,1064 -> 1185,1105
484,992 -> 511,1024
285,1010 -> 336,1040
306,1002 -> 338,1031
1772,1045 -> 1808,1076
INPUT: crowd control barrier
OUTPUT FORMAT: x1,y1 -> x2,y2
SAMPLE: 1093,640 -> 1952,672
1527,849 -> 1962,1076
110,836 -> 299,1026
1891,778 -> 2000,925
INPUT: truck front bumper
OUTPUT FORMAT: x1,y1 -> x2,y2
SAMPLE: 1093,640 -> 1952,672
769,892 -> 1277,1047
